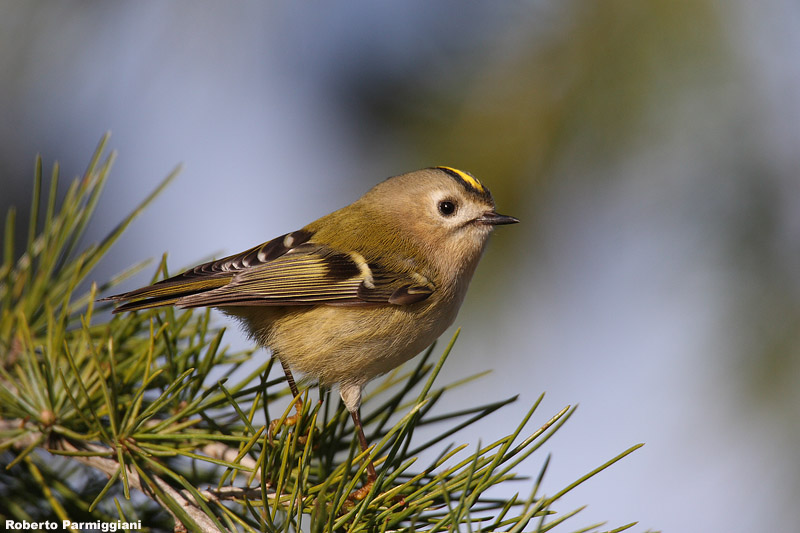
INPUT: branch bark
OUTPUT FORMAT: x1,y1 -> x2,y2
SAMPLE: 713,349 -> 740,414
0,419 -> 273,532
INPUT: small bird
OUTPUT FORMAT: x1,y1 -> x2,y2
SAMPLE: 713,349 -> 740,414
105,166 -> 517,494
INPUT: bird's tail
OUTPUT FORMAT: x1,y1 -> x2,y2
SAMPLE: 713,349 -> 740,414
101,275 -> 229,313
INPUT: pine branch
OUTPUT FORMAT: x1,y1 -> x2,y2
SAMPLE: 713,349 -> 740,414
0,136 -> 645,533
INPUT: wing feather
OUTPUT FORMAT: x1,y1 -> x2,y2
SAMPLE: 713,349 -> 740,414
105,228 -> 435,312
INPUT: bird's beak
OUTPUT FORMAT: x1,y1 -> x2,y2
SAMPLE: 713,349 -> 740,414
475,211 -> 519,225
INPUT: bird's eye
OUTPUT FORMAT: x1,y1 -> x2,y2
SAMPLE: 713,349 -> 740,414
438,200 -> 456,216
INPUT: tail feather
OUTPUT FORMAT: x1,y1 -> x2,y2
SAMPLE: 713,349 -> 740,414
103,276 -> 231,314
112,296 -> 184,313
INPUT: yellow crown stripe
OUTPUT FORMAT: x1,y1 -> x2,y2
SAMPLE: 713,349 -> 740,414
436,166 -> 486,194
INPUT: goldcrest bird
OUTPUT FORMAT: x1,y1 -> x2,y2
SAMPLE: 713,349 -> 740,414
105,166 -> 517,492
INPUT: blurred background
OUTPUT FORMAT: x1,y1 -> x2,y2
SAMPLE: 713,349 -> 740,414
2,1 -> 799,531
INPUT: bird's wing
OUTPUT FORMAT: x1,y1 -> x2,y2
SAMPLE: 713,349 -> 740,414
105,229 -> 434,312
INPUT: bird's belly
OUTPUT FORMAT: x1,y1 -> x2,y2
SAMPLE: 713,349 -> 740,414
226,302 -> 457,387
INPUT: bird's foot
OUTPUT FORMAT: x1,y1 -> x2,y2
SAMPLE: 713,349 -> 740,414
346,480 -> 375,503
268,396 -> 305,443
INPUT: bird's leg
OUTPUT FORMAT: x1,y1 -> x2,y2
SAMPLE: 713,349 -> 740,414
340,384 -> 377,501
280,358 -> 304,415
268,358 -> 304,439
347,406 -> 378,500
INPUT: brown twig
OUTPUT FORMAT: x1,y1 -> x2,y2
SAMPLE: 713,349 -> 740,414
0,419 -> 278,532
